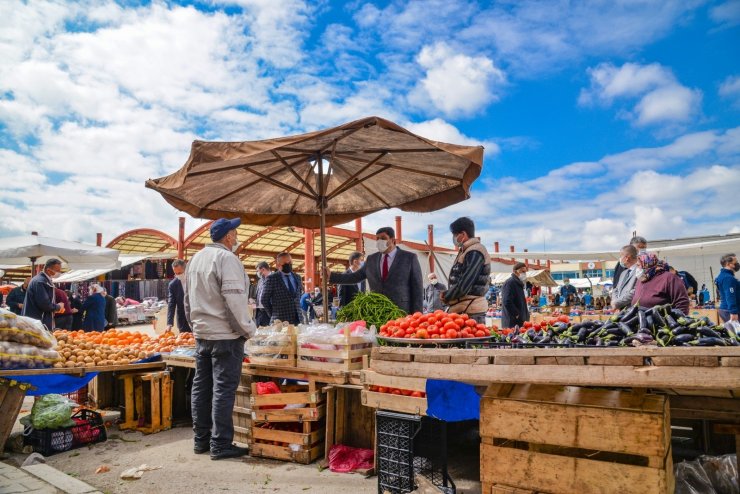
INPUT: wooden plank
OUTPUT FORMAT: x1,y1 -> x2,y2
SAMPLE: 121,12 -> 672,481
252,426 -> 324,446
324,387 -> 336,462
0,361 -> 166,377
450,354 -> 490,364
651,356 -> 719,367
555,356 -> 586,365
250,390 -> 322,407
481,443 -> 672,494
535,356 -> 557,365
413,354 -> 451,364
251,404 -> 326,422
242,364 -> 348,384
480,395 -> 669,458
484,385 -> 663,412
669,395 -> 740,422
361,370 -> 426,391
588,355 -> 644,366
250,442 -> 324,464
721,357 -> 740,367
372,359 -> 740,390
150,376 -> 161,432
495,355 -> 535,365
361,390 -> 426,416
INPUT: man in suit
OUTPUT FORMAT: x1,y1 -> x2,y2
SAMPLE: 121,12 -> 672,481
338,251 -> 366,308
261,252 -> 302,325
253,261 -> 272,327
23,258 -> 64,330
167,259 -> 191,332
613,236 -> 647,287
612,245 -> 639,310
501,262 -> 529,329
328,227 -> 423,314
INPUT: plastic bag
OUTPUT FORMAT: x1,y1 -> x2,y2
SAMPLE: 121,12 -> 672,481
674,459 -> 717,494
327,444 -> 374,473
699,454 -> 739,494
297,322 -> 373,364
0,340 -> 61,369
245,323 -> 296,362
255,381 -> 284,410
25,394 -> 76,430
0,308 -> 57,349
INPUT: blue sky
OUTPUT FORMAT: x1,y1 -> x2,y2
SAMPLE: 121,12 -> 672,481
1,0 -> 739,252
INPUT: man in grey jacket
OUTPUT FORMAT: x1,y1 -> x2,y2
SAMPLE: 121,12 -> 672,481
184,218 -> 256,460
328,227 -> 423,314
612,245 -> 639,310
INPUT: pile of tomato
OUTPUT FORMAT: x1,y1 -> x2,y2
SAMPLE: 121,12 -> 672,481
368,385 -> 425,398
379,311 -> 491,339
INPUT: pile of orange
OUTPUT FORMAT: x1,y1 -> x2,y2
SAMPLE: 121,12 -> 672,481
54,329 -> 195,355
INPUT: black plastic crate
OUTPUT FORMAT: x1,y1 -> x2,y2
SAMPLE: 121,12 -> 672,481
376,411 -> 456,494
377,410 -> 421,494
24,409 -> 107,456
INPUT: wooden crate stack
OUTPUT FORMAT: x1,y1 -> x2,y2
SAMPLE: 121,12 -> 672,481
480,384 -> 674,494
245,325 -> 297,367
233,374 -> 251,446
118,370 -> 173,434
297,327 -> 373,372
248,381 -> 326,464
361,370 -> 427,416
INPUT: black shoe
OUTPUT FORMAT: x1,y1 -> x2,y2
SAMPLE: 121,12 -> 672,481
194,443 -> 210,454
210,444 -> 249,460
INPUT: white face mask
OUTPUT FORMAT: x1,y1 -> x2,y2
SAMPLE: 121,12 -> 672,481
376,239 -> 388,252
176,273 -> 185,282
429,278 -> 437,284
518,273 -> 527,282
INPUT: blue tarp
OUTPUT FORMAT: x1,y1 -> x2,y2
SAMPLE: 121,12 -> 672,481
13,373 -> 98,397
425,379 -> 480,422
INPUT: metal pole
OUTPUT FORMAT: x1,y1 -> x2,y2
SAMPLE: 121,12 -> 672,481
317,154 -> 330,323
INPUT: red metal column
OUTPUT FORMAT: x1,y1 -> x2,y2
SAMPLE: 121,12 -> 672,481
354,218 -> 363,251
96,233 -> 102,247
304,228 -> 315,290
178,217 -> 186,259
427,224 -> 435,273
510,245 -> 515,262
395,216 -> 402,243
494,241 -> 499,253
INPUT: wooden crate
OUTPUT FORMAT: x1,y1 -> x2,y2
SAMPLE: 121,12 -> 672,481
480,384 -> 674,494
0,378 -> 31,452
360,370 -> 427,416
324,385 -> 376,468
249,421 -> 324,464
250,381 -> 325,422
246,326 -> 297,367
118,371 -> 173,434
297,327 -> 373,372
233,374 -> 252,446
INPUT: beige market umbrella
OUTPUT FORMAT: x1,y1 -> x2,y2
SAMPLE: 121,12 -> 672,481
146,116 -> 484,319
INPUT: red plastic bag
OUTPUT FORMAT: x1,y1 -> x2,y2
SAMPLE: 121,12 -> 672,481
328,444 -> 374,473
255,381 -> 283,410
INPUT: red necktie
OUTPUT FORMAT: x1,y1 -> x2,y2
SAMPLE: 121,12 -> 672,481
382,254 -> 389,281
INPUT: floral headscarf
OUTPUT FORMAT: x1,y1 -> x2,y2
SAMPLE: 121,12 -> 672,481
637,253 -> 669,282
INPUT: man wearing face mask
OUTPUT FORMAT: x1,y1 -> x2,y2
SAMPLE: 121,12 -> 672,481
441,217 -> 490,322
184,217 -> 256,460
166,259 -> 191,333
424,273 -> 447,313
611,245 -> 639,310
261,252 -> 303,325
613,236 -> 647,286
328,227 -> 423,314
338,251 -> 366,308
254,261 -> 272,327
716,253 -> 740,323
23,258 -> 64,330
501,263 -> 529,329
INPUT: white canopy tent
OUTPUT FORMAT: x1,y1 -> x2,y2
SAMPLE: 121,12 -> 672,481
53,252 -> 176,283
0,235 -> 120,270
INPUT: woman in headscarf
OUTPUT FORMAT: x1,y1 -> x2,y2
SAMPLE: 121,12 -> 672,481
82,284 -> 107,332
632,253 -> 690,314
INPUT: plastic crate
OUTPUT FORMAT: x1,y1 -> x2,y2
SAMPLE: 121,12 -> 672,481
376,411 -> 421,494
24,409 -> 107,456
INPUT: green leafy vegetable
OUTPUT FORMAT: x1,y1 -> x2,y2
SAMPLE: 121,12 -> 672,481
335,292 -> 406,329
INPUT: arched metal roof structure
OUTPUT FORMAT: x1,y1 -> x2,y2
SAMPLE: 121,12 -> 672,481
107,228 -> 178,254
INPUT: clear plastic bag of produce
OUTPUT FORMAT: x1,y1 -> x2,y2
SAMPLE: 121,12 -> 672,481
245,322 -> 296,362
21,394 -> 76,430
0,340 -> 61,369
699,454 -> 739,494
0,308 -> 57,349
297,321 -> 373,364
675,459 -> 716,494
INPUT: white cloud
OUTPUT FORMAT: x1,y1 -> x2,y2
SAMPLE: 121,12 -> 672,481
710,0 -> 740,27
579,62 -> 701,127
411,42 -> 505,117
581,219 -> 631,251
719,74 -> 740,107
405,118 -> 500,155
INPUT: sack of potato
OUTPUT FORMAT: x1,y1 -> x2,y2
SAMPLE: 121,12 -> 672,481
0,308 -> 57,349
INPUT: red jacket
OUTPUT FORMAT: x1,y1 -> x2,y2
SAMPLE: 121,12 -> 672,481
54,288 -> 71,317
632,271 -> 690,314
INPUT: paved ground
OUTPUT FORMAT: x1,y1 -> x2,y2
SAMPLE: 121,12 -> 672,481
0,461 -> 57,494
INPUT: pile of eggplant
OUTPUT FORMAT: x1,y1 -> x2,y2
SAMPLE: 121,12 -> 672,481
501,304 -> 739,347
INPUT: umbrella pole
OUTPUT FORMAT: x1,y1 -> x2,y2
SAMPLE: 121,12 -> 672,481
319,202 -> 330,323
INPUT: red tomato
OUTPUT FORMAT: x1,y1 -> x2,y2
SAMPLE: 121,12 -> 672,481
431,334 -> 440,339
465,319 -> 477,328
419,322 -> 429,329
558,315 -> 570,323
443,321 -> 457,331
483,328 -> 491,336
412,312 -> 422,319
394,329 -> 405,338
445,329 -> 458,339
400,321 -> 410,330
416,329 -> 429,339
409,320 -> 420,328
475,330 -> 485,337
441,317 -> 453,325
391,389 -> 402,395
459,313 -> 469,320
420,314 -> 430,322
377,386 -> 387,394
523,321 -> 533,328
400,389 -> 412,396
433,310 -> 446,318
380,324 -> 388,332
476,323 -> 486,331
369,385 -> 378,392
460,330 -> 470,338
410,391 -> 424,398
427,325 -> 440,335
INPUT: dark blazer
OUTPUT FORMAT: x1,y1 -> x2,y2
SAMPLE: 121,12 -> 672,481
501,275 -> 529,329
167,278 -> 190,332
6,286 -> 27,315
261,271 -> 302,325
22,273 -> 57,329
338,269 -> 366,307
330,247 -> 423,314
612,262 -> 625,288
82,293 -> 107,332
105,295 -> 118,328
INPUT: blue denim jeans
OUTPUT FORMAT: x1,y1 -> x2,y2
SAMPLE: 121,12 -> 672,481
191,337 -> 244,450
